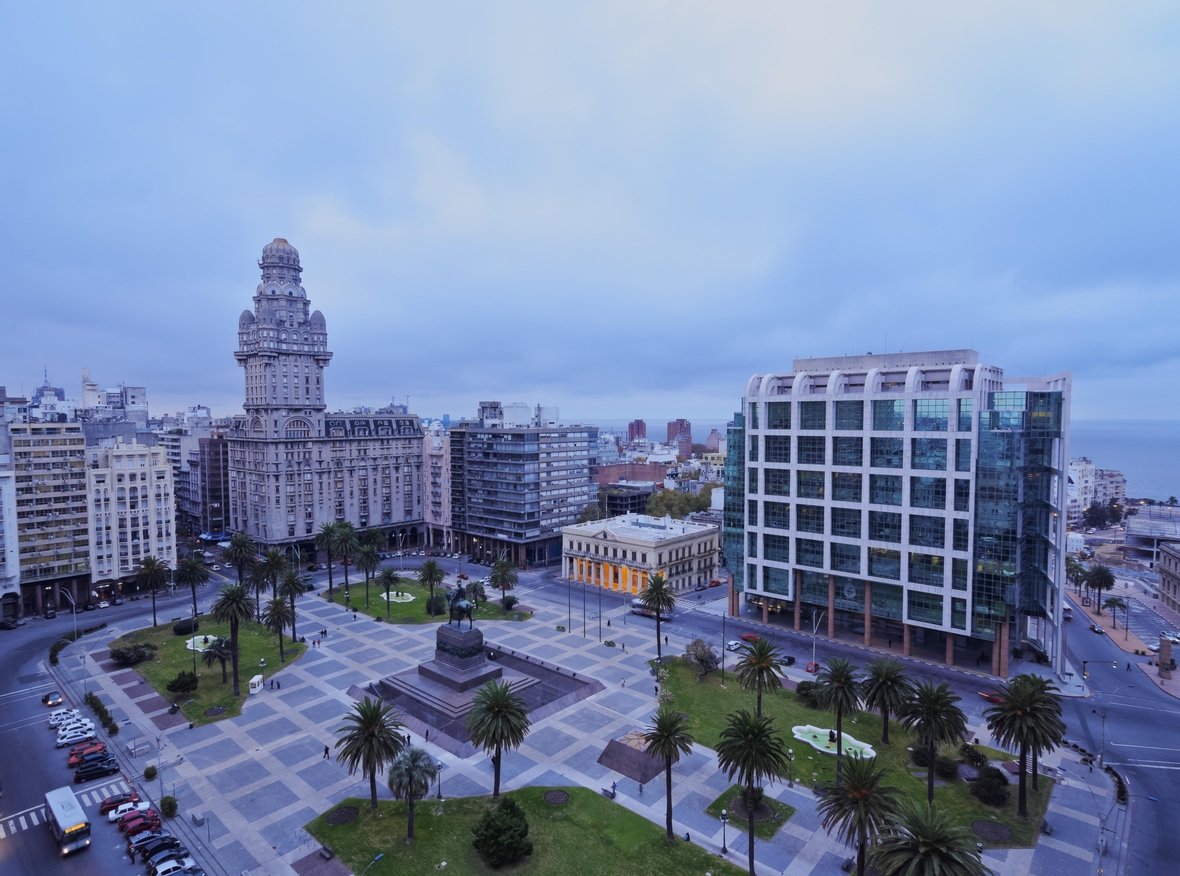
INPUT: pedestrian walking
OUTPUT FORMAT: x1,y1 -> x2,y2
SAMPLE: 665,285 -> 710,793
621,678 -> 625,687
1127,662 -> 1132,671
638,783 -> 643,794
323,745 -> 330,759
664,635 -> 668,646
270,680 -> 274,690
277,681 -> 281,689
607,619 -> 611,627
353,611 -> 357,621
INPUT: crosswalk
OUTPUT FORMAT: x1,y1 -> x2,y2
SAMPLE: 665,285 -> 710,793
0,780 -> 131,840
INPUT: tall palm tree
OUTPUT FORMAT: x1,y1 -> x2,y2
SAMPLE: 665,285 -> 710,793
174,556 -> 210,624
898,681 -> 968,805
201,636 -> 235,684
334,697 -> 406,811
643,705 -> 695,840
489,558 -> 518,614
136,556 -> 170,627
355,544 -> 380,611
816,755 -> 902,876
640,572 -> 676,662
861,658 -> 913,746
419,559 -> 447,618
277,569 -> 305,642
387,747 -> 437,842
715,709 -> 790,876
262,597 -> 296,663
984,674 -> 1064,817
1065,554 -> 1086,596
1103,596 -> 1126,630
1020,675 -> 1065,793
736,638 -> 785,717
468,580 -> 486,609
869,801 -> 991,876
223,531 -> 257,587
1087,564 -> 1116,613
247,565 -> 268,623
256,547 -> 289,603
815,657 -> 862,787
466,680 -> 531,799
315,522 -> 339,596
377,568 -> 398,619
334,523 -> 360,596
210,583 -> 256,697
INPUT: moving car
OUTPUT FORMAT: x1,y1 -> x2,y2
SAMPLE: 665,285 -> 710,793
978,691 -> 1005,704
42,690 -> 64,707
740,633 -> 760,643
1149,642 -> 1161,653
73,759 -> 120,783
100,791 -> 140,814
108,800 -> 151,823
56,729 -> 97,748
211,565 -> 220,571
708,579 -> 723,587
1090,624 -> 1106,635
725,640 -> 743,652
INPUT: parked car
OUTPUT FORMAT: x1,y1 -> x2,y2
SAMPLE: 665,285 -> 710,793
144,845 -> 188,869
124,817 -> 163,839
708,579 -> 723,588
151,857 -> 197,876
740,633 -> 760,643
82,603 -> 97,611
725,640 -> 742,652
0,618 -> 18,630
44,608 -> 57,618
97,600 -> 110,609
70,741 -> 107,760
1090,624 -> 1106,635
49,708 -> 81,726
56,728 -> 97,748
127,830 -> 170,857
74,759 -> 119,782
133,835 -> 180,861
42,690 -> 63,707
113,598 -> 124,605
72,750 -> 114,769
100,791 -> 140,814
56,719 -> 96,736
109,800 -> 152,823
117,808 -> 158,831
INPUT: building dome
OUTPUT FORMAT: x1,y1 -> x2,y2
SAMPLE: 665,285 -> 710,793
309,310 -> 326,331
238,309 -> 256,329
261,238 -> 301,267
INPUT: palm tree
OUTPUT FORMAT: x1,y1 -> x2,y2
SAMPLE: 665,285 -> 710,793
489,558 -> 518,614
1065,554 -> 1086,596
418,559 -> 446,618
334,697 -> 406,811
816,755 -> 902,876
223,531 -> 257,587
175,556 -> 210,624
334,522 -> 360,596
256,547 -> 289,603
201,637 -> 235,684
136,556 -> 170,627
210,583 -> 256,697
715,709 -> 790,876
377,568 -> 398,619
815,657 -> 862,787
1103,596 -> 1126,630
984,674 -> 1064,817
861,658 -> 913,746
1087,564 -> 1116,613
869,801 -> 990,876
898,681 -> 968,805
643,705 -> 695,840
356,544 -> 380,610
277,569 -> 305,642
466,680 -> 531,799
640,572 -> 676,662
736,638 -> 785,717
1021,675 -> 1065,793
246,565 -> 268,623
387,747 -> 437,842
468,580 -> 486,609
262,597 -> 296,663
315,522 -> 339,596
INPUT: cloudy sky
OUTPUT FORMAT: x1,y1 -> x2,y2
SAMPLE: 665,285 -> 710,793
2,3 -> 1179,425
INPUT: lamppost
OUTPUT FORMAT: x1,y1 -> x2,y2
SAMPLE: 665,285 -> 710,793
810,608 -> 826,669
361,853 -> 384,876
786,748 -> 795,787
259,658 -> 266,685
1092,706 -> 1108,768
436,761 -> 445,799
598,575 -> 602,643
720,809 -> 728,854
721,600 -> 727,687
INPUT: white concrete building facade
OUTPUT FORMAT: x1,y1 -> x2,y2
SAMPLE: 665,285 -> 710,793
0,471 -> 18,619
562,513 -> 719,594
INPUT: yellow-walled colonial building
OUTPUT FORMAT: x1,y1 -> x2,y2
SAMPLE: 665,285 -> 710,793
562,513 -> 719,594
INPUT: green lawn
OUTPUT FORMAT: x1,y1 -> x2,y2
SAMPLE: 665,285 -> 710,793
108,619 -> 306,726
705,785 -> 796,840
323,573 -> 532,625
305,787 -> 746,876
660,661 -> 1052,847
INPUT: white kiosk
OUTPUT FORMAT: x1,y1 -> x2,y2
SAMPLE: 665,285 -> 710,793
249,674 -> 264,695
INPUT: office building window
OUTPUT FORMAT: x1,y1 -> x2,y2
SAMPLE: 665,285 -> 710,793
831,542 -> 861,573
765,468 -> 790,496
833,437 -> 863,467
747,499 -> 758,527
907,589 -> 944,624
749,401 -> 759,429
747,531 -> 758,558
869,511 -> 902,543
764,501 -> 791,529
764,534 -> 790,563
765,435 -> 791,463
869,547 -> 901,580
951,596 -> 967,630
952,558 -> 968,590
835,400 -> 864,430
798,436 -> 826,465
764,565 -> 791,595
800,401 -> 826,430
909,515 -> 945,548
914,398 -> 949,431
748,564 -> 757,588
767,402 -> 791,430
871,437 -> 904,469
870,474 -> 903,505
873,399 -> 905,431
748,467 -> 759,494
908,552 -> 944,586
953,519 -> 970,552
797,504 -> 825,534
955,438 -> 972,472
871,580 -> 903,619
748,435 -> 759,462
797,470 -> 825,499
911,438 -> 947,471
910,477 -> 947,509
832,507 -> 862,538
957,398 -> 973,432
796,538 -> 824,568
832,472 -> 862,503
954,479 -> 971,512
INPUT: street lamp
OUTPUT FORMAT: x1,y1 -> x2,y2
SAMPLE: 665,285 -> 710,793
436,761 -> 445,799
1092,707 -> 1108,768
720,809 -> 728,854
259,658 -> 266,685
361,853 -> 384,876
786,748 -> 795,787
810,608 -> 826,669
721,598 -> 727,687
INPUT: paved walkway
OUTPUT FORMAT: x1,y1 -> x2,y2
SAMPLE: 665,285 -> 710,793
63,587 -> 1130,876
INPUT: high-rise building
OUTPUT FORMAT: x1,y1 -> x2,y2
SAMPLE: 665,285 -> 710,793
704,428 -> 723,452
228,239 -> 425,552
627,419 -> 646,442
1067,457 -> 1096,526
422,422 -> 452,550
0,471 -> 17,619
192,432 -> 230,539
735,350 -> 1070,678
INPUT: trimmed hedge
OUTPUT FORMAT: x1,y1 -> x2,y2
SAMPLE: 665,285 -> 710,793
144,765 -> 158,781
160,796 -> 178,818
970,766 -> 1010,807
172,618 -> 199,636
934,754 -> 960,780
47,622 -> 108,665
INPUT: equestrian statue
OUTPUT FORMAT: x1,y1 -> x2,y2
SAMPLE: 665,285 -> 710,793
447,584 -> 475,630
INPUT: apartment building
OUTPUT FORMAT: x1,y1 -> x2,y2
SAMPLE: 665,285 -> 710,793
423,422 -> 452,550
0,471 -> 17,619
730,350 -> 1070,678
563,512 -> 719,594
1159,542 -> 1180,614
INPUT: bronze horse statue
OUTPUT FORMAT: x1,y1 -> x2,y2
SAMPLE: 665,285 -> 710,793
447,584 -> 475,630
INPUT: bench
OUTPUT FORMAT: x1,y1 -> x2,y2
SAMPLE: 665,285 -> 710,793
319,845 -> 334,861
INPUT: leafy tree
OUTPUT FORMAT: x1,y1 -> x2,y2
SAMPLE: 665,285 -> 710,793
277,569 -> 305,641
643,704 -> 695,840
315,522 -> 340,596
736,638 -> 785,716
816,755 -> 902,876
223,532 -> 257,588
472,797 -> 533,867
166,670 -> 198,699
355,544 -> 380,610
715,710 -> 790,876
898,682 -> 968,805
210,583 -> 256,697
576,500 -> 605,524
1083,500 -> 1110,530
376,568 -> 398,619
387,747 -> 437,842
201,637 -> 235,684
419,559 -> 447,617
640,572 -> 676,662
815,658 -> 862,787
333,523 -> 360,595
334,697 -> 406,811
1107,499 -> 1124,524
869,801 -> 989,876
489,558 -> 518,613
136,556 -> 170,628
175,556 -> 209,625
1087,565 -> 1116,614
262,597 -> 295,663
645,488 -> 711,520
684,638 -> 720,680
861,657 -> 913,746
110,643 -> 157,666
984,674 -> 1064,817
466,680 -> 531,799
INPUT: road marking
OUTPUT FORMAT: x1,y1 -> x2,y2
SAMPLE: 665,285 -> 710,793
1108,742 -> 1180,752
18,816 -> 26,830
28,810 -> 37,826
0,823 -> 5,839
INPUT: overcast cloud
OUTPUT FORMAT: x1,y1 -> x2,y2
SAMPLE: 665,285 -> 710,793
2,3 -> 1178,424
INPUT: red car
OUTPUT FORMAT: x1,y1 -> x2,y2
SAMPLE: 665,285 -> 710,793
119,809 -> 159,831
805,661 -> 820,674
708,579 -> 722,588
99,791 -> 139,815
458,573 -> 468,580
123,817 -> 162,838
68,743 -> 108,767
740,633 -> 760,643
70,740 -> 105,757
978,691 -> 1004,704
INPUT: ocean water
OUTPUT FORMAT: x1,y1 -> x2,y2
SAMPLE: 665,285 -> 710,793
1070,420 -> 1180,502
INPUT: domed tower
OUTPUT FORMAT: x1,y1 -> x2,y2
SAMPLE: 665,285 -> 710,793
234,238 -> 333,437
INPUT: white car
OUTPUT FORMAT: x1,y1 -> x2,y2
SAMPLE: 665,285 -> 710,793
57,722 -> 96,738
56,728 -> 97,747
1149,642 -> 1161,653
725,640 -> 743,652
97,600 -> 110,609
151,856 -> 197,876
212,565 -> 221,571
49,709 -> 82,727
108,800 -> 151,823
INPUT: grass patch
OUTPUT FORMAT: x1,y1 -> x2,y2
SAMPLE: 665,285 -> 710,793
306,787 -> 745,876
704,785 -> 795,840
325,575 -> 531,625
108,620 -> 306,726
660,660 -> 1052,847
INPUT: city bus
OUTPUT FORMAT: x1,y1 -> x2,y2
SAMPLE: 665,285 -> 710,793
45,786 -> 90,855
630,598 -> 673,622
